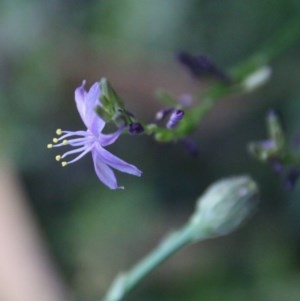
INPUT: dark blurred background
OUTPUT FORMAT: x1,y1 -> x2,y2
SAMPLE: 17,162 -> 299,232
1,1 -> 300,301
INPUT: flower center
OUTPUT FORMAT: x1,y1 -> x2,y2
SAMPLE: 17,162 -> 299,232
47,128 -> 96,166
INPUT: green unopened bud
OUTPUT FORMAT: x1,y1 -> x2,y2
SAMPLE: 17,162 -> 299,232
100,78 -> 124,109
248,140 -> 277,162
242,66 -> 271,92
247,110 -> 287,163
266,110 -> 285,152
97,78 -> 140,127
97,78 -> 126,122
189,176 -> 259,240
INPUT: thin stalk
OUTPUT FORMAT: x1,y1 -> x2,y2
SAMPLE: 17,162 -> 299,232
102,223 -> 199,301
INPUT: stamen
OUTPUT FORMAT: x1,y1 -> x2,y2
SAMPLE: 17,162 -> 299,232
55,155 -> 61,161
61,162 -> 67,167
56,129 -> 62,135
55,131 -> 89,142
63,140 -> 68,145
47,144 -> 53,148
53,138 -> 58,143
63,145 -> 94,165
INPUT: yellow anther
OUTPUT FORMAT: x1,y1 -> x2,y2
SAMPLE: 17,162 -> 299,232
53,138 -> 58,143
47,144 -> 53,149
55,155 -> 61,161
61,161 -> 67,167
56,129 -> 62,135
63,140 -> 68,145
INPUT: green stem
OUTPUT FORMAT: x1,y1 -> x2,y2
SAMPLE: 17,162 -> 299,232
102,223 -> 199,301
150,17 -> 300,143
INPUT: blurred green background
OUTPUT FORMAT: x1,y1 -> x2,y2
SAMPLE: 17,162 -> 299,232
1,0 -> 300,300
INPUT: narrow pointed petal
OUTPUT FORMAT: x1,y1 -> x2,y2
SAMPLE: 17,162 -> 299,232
74,81 -> 88,126
85,82 -> 102,126
75,81 -> 105,131
95,145 -> 142,176
89,116 -> 106,136
92,150 -> 122,189
99,128 -> 123,147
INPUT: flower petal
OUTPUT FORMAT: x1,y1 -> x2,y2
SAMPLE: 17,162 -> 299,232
92,149 -> 123,189
74,80 -> 88,125
95,145 -> 142,176
85,82 -> 102,126
99,128 -> 123,147
75,81 -> 105,131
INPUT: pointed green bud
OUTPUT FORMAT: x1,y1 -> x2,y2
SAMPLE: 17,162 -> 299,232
95,105 -> 112,122
97,78 -> 140,128
248,110 -> 287,163
266,110 -> 286,152
189,176 -> 259,240
247,140 -> 277,162
242,66 -> 271,92
100,78 -> 124,109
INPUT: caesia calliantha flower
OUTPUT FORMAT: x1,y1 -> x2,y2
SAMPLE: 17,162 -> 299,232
47,81 -> 142,189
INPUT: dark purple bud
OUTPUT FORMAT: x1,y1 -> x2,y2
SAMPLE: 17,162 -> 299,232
181,138 -> 199,157
269,158 -> 284,174
155,107 -> 173,121
129,122 -> 144,135
284,168 -> 300,190
177,51 -> 230,83
267,108 -> 281,119
166,110 -> 184,129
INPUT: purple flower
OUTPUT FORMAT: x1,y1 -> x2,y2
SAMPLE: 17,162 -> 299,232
47,80 -> 142,189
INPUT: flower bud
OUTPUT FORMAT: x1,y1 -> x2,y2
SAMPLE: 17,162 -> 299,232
242,66 -> 271,92
129,123 -> 144,135
166,110 -> 184,129
189,176 -> 259,240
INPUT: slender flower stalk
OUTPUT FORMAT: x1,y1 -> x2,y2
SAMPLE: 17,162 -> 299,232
47,81 -> 142,189
101,176 -> 259,301
146,17 -> 300,143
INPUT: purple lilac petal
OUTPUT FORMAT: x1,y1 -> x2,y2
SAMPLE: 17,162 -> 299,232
75,81 -> 88,126
99,128 -> 123,147
89,114 -> 106,136
85,82 -> 102,127
75,81 -> 105,133
74,81 -> 101,128
95,145 -> 142,176
92,149 -> 121,189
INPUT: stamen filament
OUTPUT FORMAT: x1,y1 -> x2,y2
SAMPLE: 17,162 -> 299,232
60,146 -> 87,159
64,137 -> 94,146
63,145 -> 94,164
55,131 -> 87,141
